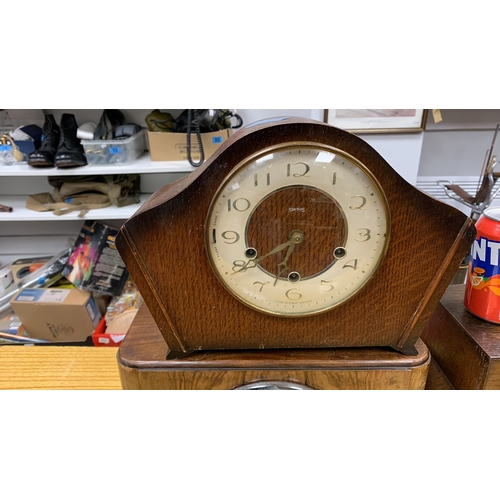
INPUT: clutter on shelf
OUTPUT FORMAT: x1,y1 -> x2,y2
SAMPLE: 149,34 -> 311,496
0,109 -> 146,169
25,174 -> 141,217
81,129 -> 146,165
92,278 -> 142,347
0,110 -> 44,165
28,113 -> 88,168
80,109 -> 146,165
0,134 -> 24,165
145,109 -> 243,165
0,249 -> 74,343
0,220 -> 140,346
0,264 -> 14,292
0,249 -> 71,317
62,220 -> 130,296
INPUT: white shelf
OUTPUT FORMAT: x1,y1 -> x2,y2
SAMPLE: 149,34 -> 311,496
0,194 -> 150,221
0,153 -> 196,176
0,152 -> 197,222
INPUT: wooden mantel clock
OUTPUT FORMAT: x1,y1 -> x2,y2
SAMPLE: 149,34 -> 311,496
116,116 -> 476,361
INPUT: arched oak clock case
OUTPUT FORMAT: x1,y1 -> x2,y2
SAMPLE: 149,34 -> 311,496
116,117 -> 475,358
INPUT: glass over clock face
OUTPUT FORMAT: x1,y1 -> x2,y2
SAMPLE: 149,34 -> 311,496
205,143 -> 390,317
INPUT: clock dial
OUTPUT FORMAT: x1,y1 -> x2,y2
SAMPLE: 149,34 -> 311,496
205,143 -> 390,316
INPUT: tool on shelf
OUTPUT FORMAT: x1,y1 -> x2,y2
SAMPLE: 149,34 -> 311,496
438,124 -> 500,221
438,124 -> 500,285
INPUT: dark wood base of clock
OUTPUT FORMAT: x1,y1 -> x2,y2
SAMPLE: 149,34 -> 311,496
117,304 -> 430,390
422,284 -> 500,390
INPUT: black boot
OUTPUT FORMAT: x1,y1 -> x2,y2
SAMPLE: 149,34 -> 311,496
54,113 -> 87,168
27,114 -> 60,167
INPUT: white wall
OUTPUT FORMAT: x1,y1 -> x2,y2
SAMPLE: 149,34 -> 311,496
419,109 -> 500,177
360,133 -> 424,185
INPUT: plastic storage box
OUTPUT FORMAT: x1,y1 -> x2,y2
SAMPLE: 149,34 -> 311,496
81,130 -> 146,165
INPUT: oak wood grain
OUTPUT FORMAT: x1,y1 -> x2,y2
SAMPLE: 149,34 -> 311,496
117,304 -> 430,390
117,117 -> 475,356
119,365 -> 429,390
0,346 -> 121,390
425,358 -> 454,390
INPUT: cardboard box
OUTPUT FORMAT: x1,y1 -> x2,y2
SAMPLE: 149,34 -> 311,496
147,129 -> 231,162
10,288 -> 102,342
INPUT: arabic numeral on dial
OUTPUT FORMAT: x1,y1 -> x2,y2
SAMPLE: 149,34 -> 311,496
227,198 -> 251,212
349,196 -> 366,210
332,171 -> 337,185
254,281 -> 270,293
343,259 -> 358,270
319,280 -> 334,292
232,260 -> 248,272
221,231 -> 240,244
285,288 -> 302,300
355,228 -> 371,242
287,161 -> 310,178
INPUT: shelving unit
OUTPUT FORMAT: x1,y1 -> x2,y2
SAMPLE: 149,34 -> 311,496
0,194 -> 154,221
0,152 -> 195,222
0,153 -> 196,177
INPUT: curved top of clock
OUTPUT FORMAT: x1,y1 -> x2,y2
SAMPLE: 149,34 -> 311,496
131,116 -> 401,219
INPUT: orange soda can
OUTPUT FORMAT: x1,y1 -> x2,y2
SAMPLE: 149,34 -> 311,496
465,207 -> 500,323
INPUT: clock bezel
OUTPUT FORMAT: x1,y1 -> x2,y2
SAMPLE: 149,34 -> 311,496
204,141 -> 391,317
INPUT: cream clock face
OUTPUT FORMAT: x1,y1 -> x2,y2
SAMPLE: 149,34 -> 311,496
205,143 -> 390,317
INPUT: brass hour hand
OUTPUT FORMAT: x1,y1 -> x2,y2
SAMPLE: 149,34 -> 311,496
274,230 -> 303,285
232,230 -> 304,275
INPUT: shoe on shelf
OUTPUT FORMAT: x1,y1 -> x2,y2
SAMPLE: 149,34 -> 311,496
27,114 -> 60,167
54,113 -> 88,168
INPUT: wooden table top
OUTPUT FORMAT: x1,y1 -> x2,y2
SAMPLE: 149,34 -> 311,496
0,345 -> 122,390
440,284 -> 500,359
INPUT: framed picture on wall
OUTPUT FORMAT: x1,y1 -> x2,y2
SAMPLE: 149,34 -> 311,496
324,109 -> 428,133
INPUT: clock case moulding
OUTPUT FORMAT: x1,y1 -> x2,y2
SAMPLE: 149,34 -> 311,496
116,117 -> 476,359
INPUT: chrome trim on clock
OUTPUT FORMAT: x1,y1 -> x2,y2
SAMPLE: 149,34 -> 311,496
234,381 -> 314,390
